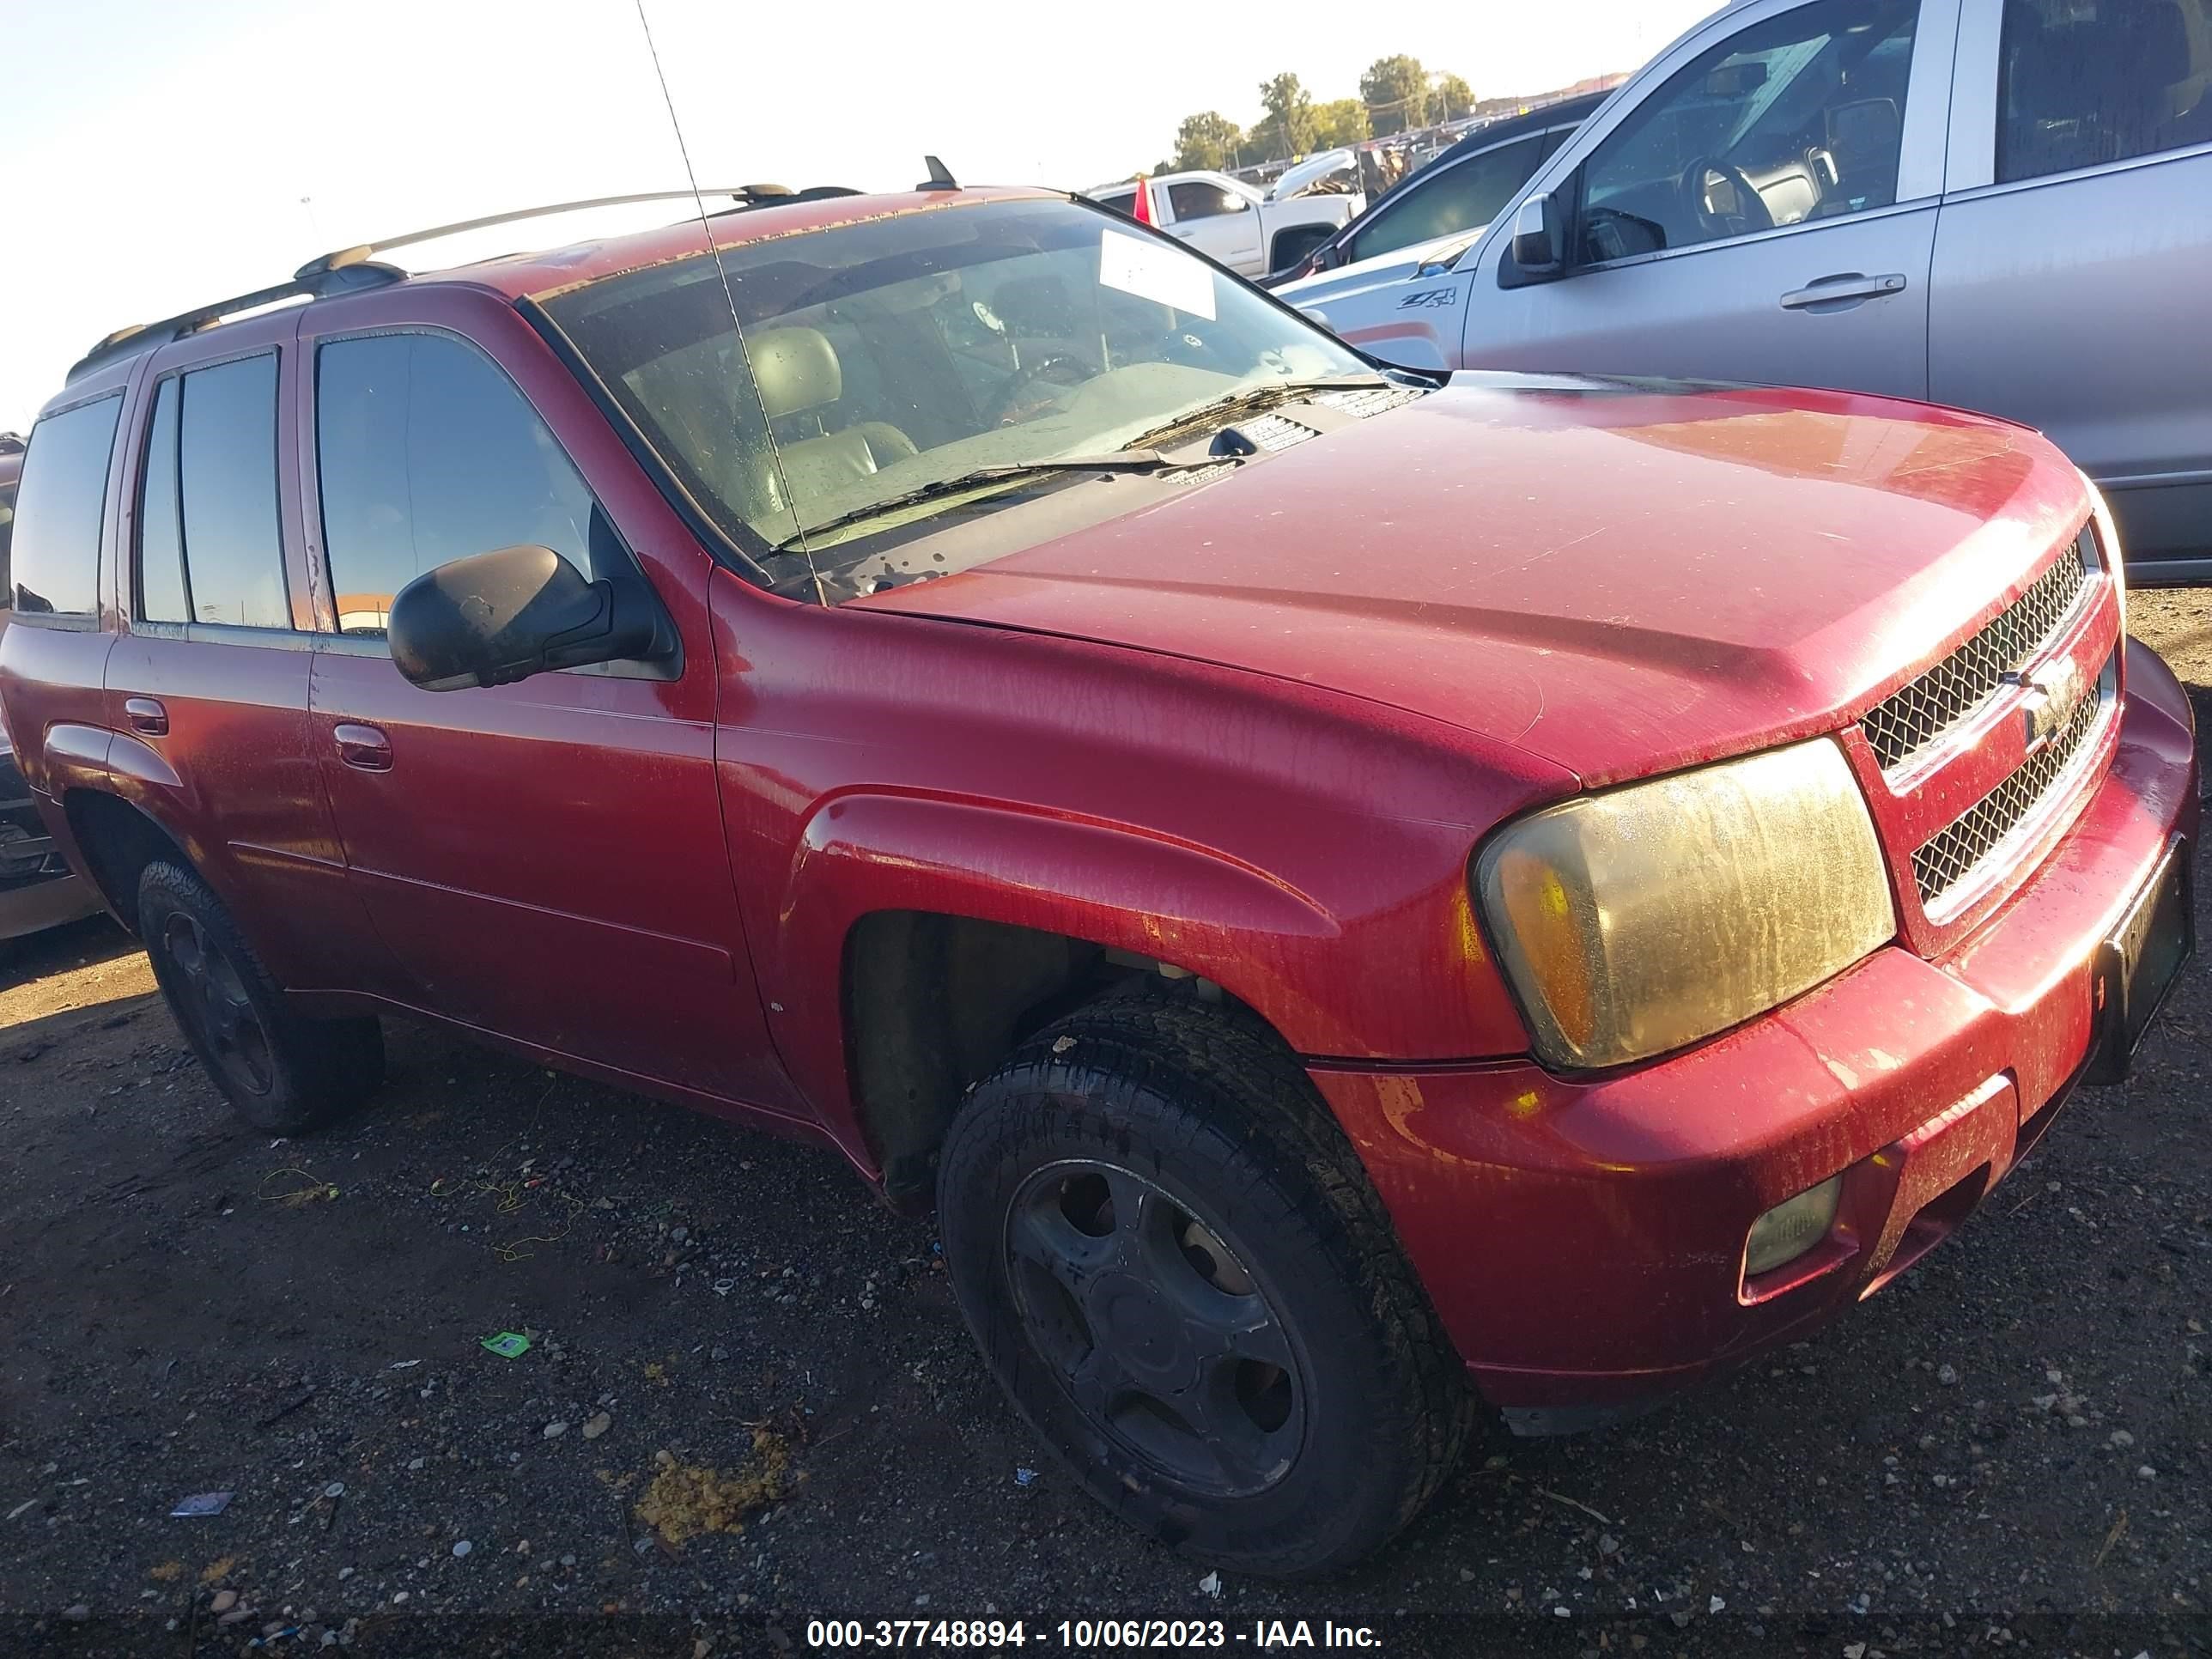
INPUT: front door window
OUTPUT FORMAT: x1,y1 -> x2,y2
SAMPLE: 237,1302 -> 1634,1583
1574,0 -> 1920,264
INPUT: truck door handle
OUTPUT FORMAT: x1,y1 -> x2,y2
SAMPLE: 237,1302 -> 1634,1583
1780,271 -> 1908,310
125,697 -> 169,737
333,723 -> 392,772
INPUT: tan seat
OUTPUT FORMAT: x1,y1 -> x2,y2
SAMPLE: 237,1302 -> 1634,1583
745,327 -> 918,523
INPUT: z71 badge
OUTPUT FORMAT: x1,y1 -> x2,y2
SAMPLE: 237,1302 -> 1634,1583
1398,286 -> 1459,309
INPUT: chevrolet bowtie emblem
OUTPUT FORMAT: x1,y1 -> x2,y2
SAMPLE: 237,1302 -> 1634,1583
2005,659 -> 2088,755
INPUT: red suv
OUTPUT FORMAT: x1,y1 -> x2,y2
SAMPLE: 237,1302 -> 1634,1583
0,184 -> 2196,1576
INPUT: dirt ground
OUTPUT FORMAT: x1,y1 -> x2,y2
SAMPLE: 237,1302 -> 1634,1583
3,592 -> 2209,1659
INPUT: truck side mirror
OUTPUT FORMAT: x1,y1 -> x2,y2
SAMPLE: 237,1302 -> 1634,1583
1511,193 -> 1563,273
389,544 -> 657,691
1500,191 -> 1569,290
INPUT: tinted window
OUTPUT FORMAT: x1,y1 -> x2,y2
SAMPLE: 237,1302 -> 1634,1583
137,378 -> 189,623
315,333 -> 597,636
1348,135 -> 1549,264
177,356 -> 289,629
1577,0 -> 1918,262
0,481 -> 15,608
9,397 -> 121,617
1093,189 -> 1139,218
1167,181 -> 1244,221
1998,0 -> 2212,182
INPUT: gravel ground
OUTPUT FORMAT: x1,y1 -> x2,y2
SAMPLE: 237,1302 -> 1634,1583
2,591 -> 2209,1659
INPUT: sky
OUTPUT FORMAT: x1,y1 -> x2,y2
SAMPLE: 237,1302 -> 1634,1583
0,0 -> 1719,432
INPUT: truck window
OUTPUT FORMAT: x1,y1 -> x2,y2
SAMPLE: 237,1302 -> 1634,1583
9,395 -> 121,619
174,355 -> 290,629
1166,182 -> 1245,222
1997,0 -> 2212,182
137,378 -> 189,623
1347,135 -> 1548,264
314,332 -> 599,637
1575,0 -> 1918,262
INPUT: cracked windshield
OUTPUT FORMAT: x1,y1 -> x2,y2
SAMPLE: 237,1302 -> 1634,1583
543,197 -> 1368,576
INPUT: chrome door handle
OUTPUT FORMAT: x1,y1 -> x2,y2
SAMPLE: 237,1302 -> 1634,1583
1781,271 -> 1908,309
333,722 -> 392,772
125,697 -> 169,737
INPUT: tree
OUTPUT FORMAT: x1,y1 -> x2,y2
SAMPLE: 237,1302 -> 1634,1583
1250,71 -> 1317,161
1435,73 -> 1475,122
1312,98 -> 1372,149
1171,111 -> 1244,173
1360,54 -> 1430,137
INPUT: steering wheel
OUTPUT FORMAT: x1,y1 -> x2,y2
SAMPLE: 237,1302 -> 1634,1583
1156,328 -> 1231,372
1681,156 -> 1775,238
989,351 -> 1103,424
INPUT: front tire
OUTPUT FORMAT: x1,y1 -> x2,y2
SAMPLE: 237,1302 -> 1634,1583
937,992 -> 1473,1576
137,860 -> 383,1134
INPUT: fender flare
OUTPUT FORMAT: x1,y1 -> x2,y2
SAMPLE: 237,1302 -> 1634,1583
766,790 -> 1347,1149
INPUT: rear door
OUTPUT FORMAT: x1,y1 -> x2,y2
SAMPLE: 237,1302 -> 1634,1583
1458,0 -> 1957,400
1930,0 -> 2212,578
104,323 -> 362,992
299,295 -> 794,1111
1165,179 -> 1265,275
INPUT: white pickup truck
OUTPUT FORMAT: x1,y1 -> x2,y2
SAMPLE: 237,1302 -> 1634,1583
1086,169 -> 1361,280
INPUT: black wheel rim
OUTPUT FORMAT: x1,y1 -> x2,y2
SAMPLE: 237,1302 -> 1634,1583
161,913 -> 274,1097
1006,1160 -> 1307,1498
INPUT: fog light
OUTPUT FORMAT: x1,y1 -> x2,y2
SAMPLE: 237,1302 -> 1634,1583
1744,1176 -> 1844,1278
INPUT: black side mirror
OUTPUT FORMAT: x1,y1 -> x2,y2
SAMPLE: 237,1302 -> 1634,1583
388,544 -> 656,691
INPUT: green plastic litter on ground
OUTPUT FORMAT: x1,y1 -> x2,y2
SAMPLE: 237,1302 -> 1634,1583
481,1332 -> 532,1358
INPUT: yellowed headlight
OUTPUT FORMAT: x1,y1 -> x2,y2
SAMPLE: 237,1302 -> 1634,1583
1474,738 -> 1897,1069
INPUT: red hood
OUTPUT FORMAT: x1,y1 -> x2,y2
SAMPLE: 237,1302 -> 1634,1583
856,378 -> 2095,786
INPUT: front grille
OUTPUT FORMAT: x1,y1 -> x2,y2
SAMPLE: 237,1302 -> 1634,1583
1316,386 -> 1422,419
1910,659 -> 2108,903
1234,412 -> 1323,453
1862,533 -> 2091,773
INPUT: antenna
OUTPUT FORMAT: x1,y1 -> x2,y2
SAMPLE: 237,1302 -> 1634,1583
633,0 -> 821,598
918,155 -> 959,191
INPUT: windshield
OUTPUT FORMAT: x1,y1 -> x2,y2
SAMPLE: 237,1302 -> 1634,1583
542,197 -> 1365,573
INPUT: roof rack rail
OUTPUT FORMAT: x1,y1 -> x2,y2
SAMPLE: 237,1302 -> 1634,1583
65,261 -> 404,386
67,183 -> 860,387
291,185 -> 819,283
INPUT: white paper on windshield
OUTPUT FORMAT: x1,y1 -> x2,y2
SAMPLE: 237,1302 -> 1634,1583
1098,228 -> 1217,320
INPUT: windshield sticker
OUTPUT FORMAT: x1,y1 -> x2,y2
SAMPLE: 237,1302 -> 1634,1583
1398,286 -> 1459,310
1099,228 -> 1218,321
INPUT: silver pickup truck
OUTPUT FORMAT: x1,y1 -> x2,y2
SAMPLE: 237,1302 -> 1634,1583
1285,0 -> 2212,580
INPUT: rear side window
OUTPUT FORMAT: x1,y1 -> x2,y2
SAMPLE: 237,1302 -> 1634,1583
0,481 -> 15,607
1348,134 -> 1550,264
9,395 -> 122,618
173,356 -> 289,629
314,332 -> 598,637
1166,181 -> 1243,222
137,379 -> 189,623
1997,0 -> 2212,183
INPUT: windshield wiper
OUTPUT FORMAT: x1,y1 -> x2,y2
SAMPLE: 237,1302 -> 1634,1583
1121,373 -> 1396,451
773,450 -> 1218,550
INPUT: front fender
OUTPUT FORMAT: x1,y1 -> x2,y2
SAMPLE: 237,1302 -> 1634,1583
768,790 -> 1364,1150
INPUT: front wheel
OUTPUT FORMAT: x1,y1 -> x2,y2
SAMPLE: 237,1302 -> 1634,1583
138,860 -> 384,1134
937,993 -> 1473,1576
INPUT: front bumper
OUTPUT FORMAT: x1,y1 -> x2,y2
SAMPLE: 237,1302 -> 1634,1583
1313,638 -> 2200,1431
1,749 -> 104,944
0,868 -> 101,943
